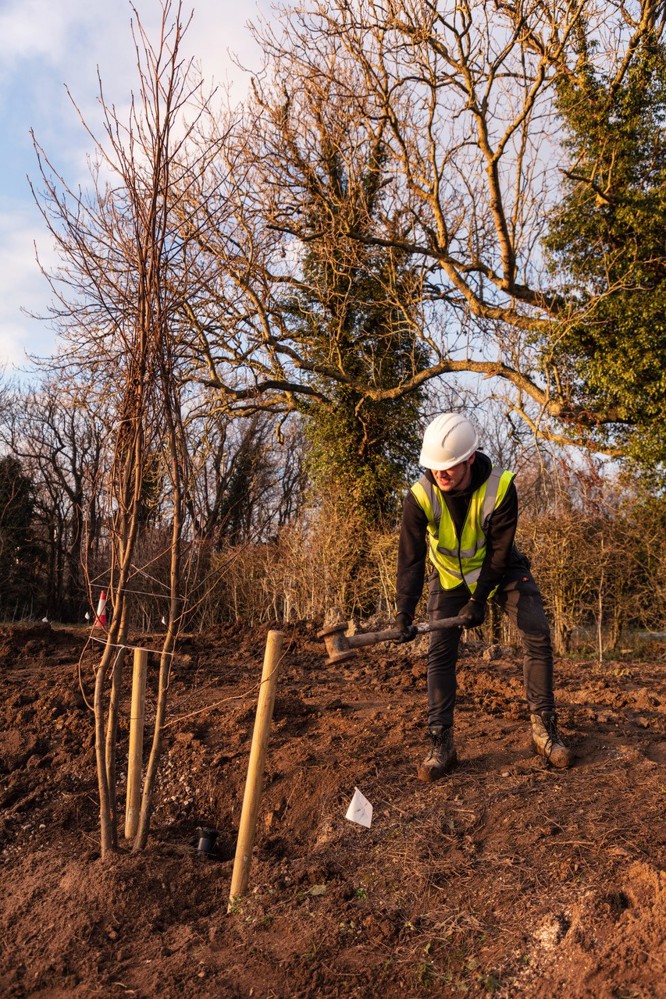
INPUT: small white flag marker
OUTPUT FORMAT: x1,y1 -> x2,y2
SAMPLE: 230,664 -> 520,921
345,787 -> 373,828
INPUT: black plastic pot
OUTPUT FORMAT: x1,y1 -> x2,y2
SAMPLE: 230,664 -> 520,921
196,826 -> 218,855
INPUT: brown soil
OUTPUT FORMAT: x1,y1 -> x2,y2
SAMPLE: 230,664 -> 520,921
1,620 -> 665,998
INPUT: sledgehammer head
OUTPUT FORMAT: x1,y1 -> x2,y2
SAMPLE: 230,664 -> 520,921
317,621 -> 357,665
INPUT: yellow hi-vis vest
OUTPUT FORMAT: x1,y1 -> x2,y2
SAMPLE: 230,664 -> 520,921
410,467 -> 515,594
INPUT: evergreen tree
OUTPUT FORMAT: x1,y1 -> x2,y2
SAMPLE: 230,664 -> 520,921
0,455 -> 42,618
544,31 -> 666,467
287,146 -> 429,526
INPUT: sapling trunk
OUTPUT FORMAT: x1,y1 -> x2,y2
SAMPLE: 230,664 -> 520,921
94,642 -> 115,858
131,639 -> 173,851
105,629 -> 128,848
132,424 -> 184,851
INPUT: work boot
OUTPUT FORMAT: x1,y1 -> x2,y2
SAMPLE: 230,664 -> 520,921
417,725 -> 457,782
530,711 -> 573,769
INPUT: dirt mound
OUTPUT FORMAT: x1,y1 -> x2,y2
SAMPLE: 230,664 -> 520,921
1,623 -> 665,997
0,622 -> 84,668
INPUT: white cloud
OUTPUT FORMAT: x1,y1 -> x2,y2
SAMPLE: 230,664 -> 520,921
0,0 -> 75,67
0,204 -> 57,375
0,1 -> 269,374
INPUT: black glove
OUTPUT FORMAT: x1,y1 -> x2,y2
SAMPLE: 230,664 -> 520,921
459,597 -> 485,628
395,612 -> 417,643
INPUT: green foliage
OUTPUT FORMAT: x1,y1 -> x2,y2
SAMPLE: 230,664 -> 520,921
289,146 -> 428,524
0,455 -> 42,617
544,33 -> 666,469
303,376 -> 423,526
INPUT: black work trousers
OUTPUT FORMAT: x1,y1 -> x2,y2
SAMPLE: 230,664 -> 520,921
427,571 -> 554,729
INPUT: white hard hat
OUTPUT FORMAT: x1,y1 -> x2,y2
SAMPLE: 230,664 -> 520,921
419,413 -> 479,470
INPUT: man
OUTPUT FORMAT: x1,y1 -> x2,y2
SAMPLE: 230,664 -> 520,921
395,412 -> 572,781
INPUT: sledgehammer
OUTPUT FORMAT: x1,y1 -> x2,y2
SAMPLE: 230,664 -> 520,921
318,615 -> 467,665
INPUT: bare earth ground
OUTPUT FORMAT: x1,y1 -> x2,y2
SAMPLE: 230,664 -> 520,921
1,621 -> 665,999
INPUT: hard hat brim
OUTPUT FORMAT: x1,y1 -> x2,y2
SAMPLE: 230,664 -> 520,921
419,442 -> 477,470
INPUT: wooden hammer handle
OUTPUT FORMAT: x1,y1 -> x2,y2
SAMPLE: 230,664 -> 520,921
347,615 -> 467,650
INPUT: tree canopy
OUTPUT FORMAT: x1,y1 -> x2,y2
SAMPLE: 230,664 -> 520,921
171,0 -> 666,471
544,26 -> 666,467
21,1 -> 666,512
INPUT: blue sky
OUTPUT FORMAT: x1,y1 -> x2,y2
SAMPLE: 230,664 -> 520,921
0,0 -> 266,379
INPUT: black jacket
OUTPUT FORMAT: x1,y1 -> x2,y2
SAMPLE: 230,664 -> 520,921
396,452 -> 526,618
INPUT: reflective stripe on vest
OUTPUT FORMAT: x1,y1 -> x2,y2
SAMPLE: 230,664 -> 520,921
410,467 -> 515,593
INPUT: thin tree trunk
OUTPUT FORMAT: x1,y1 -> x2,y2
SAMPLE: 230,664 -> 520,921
105,608 -> 130,848
99,418 -> 146,852
597,567 -> 605,665
133,542 -> 182,849
94,643 -> 116,857
133,383 -> 184,850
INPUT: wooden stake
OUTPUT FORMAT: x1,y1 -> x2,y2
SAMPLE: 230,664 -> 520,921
228,630 -> 284,910
125,647 -> 148,841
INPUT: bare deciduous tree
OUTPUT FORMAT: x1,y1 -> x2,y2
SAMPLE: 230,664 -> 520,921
1,379 -> 106,620
31,0 -> 218,856
180,0 -> 664,456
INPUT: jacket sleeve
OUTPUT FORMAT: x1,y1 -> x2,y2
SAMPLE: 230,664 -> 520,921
396,490 -> 429,618
472,480 -> 519,604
